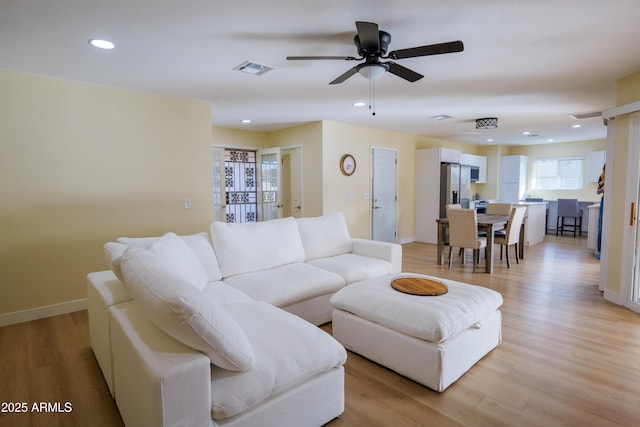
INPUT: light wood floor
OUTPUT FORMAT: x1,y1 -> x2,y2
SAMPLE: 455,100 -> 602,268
2,235 -> 640,426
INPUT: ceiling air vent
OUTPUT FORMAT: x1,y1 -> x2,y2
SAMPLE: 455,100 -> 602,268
569,111 -> 602,120
234,61 -> 274,76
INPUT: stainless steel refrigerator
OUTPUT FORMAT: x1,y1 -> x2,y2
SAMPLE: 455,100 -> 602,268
439,163 -> 471,219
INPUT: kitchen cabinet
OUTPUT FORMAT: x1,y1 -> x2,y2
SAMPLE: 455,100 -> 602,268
501,155 -> 527,202
460,153 -> 487,183
520,202 -> 546,246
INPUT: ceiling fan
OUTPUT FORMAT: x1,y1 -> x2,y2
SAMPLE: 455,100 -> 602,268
286,21 -> 464,85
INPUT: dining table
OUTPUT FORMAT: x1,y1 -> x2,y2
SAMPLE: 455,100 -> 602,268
435,213 -> 525,274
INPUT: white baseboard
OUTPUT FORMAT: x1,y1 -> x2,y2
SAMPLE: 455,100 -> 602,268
0,298 -> 88,327
603,288 -> 624,306
398,236 -> 415,245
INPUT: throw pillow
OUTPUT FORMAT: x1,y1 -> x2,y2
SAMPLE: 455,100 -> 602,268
146,232 -> 209,291
120,246 -> 255,371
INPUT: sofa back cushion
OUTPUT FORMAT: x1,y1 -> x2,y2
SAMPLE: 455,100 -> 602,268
296,212 -> 352,260
120,246 -> 255,371
210,217 -> 306,278
116,232 -> 222,282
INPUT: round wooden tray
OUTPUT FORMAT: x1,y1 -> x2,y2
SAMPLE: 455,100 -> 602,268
391,277 -> 448,296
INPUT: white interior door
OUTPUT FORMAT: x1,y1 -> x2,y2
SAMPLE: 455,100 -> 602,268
624,113 -> 640,312
372,148 -> 397,242
211,147 -> 226,222
258,147 -> 282,221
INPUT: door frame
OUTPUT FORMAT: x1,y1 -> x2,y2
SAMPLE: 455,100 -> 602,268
281,144 -> 304,218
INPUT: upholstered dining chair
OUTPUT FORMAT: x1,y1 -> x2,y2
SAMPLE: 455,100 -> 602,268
485,203 -> 512,238
556,198 -> 583,237
486,203 -> 512,215
494,206 -> 527,268
447,208 -> 487,273
444,203 -> 462,218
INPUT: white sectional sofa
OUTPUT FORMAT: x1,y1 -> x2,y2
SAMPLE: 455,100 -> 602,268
87,213 -> 402,427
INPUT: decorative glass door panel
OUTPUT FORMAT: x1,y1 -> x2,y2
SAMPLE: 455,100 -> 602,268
224,149 -> 257,223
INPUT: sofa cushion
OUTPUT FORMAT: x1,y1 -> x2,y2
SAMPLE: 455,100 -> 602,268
210,217 -> 305,278
307,253 -> 393,284
210,301 -> 347,420
222,263 -> 345,307
296,212 -> 352,260
117,232 -> 222,282
120,247 -> 255,371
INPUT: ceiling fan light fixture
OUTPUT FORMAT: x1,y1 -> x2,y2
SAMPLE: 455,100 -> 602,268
356,63 -> 388,80
476,117 -> 498,129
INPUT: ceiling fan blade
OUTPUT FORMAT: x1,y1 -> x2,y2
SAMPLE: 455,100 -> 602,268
329,66 -> 358,85
386,62 -> 424,82
388,40 -> 464,60
355,21 -> 379,53
287,56 -> 357,61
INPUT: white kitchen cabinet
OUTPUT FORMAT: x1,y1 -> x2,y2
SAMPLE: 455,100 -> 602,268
440,148 -> 461,163
460,153 -> 487,183
476,155 -> 487,183
521,202 -> 546,246
500,155 -> 527,202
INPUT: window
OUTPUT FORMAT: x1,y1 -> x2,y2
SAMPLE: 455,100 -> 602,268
532,157 -> 583,190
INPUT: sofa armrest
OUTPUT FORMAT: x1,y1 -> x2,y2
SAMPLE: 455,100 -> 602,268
351,238 -> 402,273
110,302 -> 213,427
87,270 -> 132,395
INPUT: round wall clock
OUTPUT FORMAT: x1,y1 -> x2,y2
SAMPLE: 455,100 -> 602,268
340,154 -> 356,176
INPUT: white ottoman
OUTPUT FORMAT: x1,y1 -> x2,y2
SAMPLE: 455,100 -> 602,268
330,273 -> 503,392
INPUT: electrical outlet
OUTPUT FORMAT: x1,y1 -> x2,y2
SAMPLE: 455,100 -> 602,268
184,198 -> 192,209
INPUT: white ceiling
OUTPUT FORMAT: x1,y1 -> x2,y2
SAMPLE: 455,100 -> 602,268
2,0 -> 640,145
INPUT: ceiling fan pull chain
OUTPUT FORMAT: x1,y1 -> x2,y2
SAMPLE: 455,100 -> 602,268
369,78 -> 376,116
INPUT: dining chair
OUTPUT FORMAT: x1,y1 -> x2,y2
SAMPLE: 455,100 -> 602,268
485,203 -> 512,238
445,204 -> 462,214
556,198 -> 583,237
486,203 -> 512,215
494,206 -> 527,268
447,208 -> 487,273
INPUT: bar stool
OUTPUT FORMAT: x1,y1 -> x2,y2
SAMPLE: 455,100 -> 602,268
556,198 -> 582,237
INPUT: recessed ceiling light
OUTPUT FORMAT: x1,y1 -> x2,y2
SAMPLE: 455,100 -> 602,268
547,138 -> 554,142
572,124 -> 582,128
432,114 -> 452,120
522,131 -> 531,135
487,138 -> 494,142
89,39 -> 115,49
353,102 -> 366,107
240,119 -> 251,124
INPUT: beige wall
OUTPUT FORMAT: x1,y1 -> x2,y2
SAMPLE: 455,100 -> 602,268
212,126 -> 267,149
0,70 -> 214,315
320,121 -> 419,241
267,122 -> 324,217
